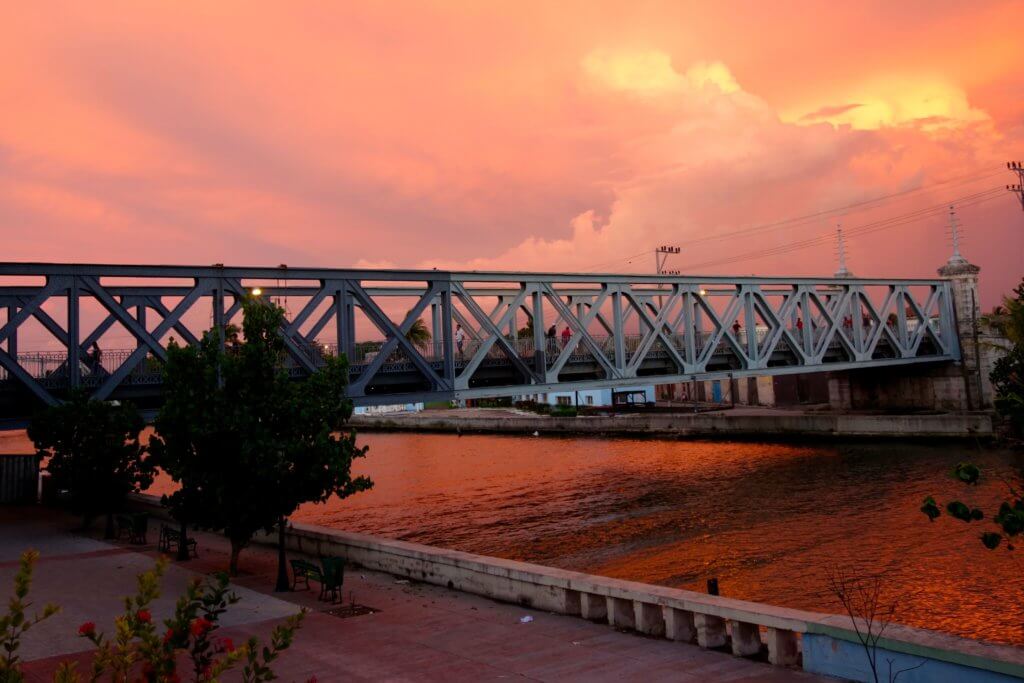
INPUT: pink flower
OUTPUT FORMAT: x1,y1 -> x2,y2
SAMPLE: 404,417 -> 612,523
136,609 -> 152,624
163,628 -> 175,644
218,637 -> 235,653
78,622 -> 96,637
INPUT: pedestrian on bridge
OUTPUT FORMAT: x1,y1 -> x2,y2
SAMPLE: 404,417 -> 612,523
87,342 -> 103,374
561,326 -> 571,347
455,324 -> 465,359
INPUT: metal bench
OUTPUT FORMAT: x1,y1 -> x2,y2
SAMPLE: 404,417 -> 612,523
290,557 -> 345,602
115,513 -> 149,545
158,524 -> 198,558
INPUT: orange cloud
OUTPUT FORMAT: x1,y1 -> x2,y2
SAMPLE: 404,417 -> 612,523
0,1 -> 1021,307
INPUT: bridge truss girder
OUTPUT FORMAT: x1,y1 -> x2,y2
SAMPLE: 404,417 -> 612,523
0,263 -> 960,412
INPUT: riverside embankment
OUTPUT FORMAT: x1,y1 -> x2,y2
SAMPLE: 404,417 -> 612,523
350,406 -> 994,439
125,494 -> 1024,683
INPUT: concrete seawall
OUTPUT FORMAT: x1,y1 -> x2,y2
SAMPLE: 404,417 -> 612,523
351,410 -> 994,439
127,493 -> 1024,682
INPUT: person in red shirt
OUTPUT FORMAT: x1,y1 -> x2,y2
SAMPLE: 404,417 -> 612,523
561,326 -> 571,347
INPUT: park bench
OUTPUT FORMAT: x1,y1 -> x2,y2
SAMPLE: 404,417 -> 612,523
290,556 -> 345,602
115,513 -> 149,545
158,524 -> 198,558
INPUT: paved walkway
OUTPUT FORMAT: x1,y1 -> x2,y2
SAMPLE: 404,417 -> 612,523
2,507 -> 831,682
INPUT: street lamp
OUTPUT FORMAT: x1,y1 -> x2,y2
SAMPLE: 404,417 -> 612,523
250,287 -> 262,296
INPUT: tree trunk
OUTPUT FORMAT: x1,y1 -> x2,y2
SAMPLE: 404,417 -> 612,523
229,539 -> 243,576
176,519 -> 190,561
103,512 -> 115,540
274,516 -> 289,592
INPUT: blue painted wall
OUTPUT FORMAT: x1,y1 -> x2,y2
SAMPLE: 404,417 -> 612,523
803,633 -> 1022,683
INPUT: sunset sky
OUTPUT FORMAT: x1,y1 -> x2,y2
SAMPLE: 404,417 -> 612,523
2,2 -> 1023,305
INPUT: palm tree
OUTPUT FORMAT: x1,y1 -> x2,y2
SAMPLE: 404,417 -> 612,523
404,317 -> 432,349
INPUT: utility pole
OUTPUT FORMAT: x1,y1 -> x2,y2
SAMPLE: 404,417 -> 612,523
1008,161 -> 1024,211
655,245 -> 681,275
655,245 -> 680,308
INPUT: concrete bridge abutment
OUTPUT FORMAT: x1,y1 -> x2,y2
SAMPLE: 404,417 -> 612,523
829,254 -> 991,412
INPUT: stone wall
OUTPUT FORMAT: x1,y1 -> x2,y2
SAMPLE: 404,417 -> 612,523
827,363 -> 973,412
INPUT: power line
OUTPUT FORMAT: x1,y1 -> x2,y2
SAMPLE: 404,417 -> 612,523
680,167 -> 1005,248
681,189 -> 1004,272
678,188 -> 1006,272
578,166 -> 1005,273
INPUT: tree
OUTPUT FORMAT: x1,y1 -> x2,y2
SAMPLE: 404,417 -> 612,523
982,277 -> 1024,345
146,331 -> 225,560
28,392 -> 151,536
150,297 -> 371,577
825,567 -> 924,683
920,279 -> 1024,550
403,317 -> 431,350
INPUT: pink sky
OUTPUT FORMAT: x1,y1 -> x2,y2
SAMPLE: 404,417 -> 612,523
1,2 -> 1023,305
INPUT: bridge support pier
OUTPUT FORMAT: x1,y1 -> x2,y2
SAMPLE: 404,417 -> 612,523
827,364 -> 972,412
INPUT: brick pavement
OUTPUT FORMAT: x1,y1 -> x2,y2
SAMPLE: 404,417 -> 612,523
2,507 -> 832,682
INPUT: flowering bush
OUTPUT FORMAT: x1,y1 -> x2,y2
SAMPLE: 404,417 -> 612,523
3,552 -> 305,683
0,551 -> 60,683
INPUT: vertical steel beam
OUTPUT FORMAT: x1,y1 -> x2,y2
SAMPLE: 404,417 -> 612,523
6,305 -> 16,358
532,288 -> 546,374
895,286 -> 909,356
212,279 -> 225,355
612,288 -> 625,372
336,284 -> 356,363
800,288 -> 813,355
441,282 -> 455,388
135,302 -> 147,351
68,277 -> 80,388
682,290 -> 695,367
743,288 -> 757,366
431,301 -> 442,359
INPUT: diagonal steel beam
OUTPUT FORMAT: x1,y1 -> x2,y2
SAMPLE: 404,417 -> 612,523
453,286 -> 536,386
0,276 -> 70,346
0,347 -> 59,406
348,281 -> 447,392
80,276 -> 168,362
543,284 -> 616,379
145,297 -> 200,346
92,280 -> 213,400
623,288 -> 687,375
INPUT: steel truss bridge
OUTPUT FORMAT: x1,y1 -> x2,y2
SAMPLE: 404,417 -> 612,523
0,263 -> 960,420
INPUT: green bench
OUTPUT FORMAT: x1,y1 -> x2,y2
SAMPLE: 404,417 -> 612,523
290,556 -> 345,602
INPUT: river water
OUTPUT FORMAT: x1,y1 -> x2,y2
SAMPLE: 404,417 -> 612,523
3,429 -> 1021,645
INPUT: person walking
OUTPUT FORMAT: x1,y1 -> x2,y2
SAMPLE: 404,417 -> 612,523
87,342 -> 103,374
455,324 -> 465,359
561,325 -> 571,347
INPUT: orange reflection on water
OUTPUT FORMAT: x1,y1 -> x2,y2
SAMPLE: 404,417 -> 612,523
4,429 -> 1020,645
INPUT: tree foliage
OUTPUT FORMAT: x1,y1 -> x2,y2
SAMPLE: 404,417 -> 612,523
149,297 -> 371,575
403,317 -> 431,350
28,392 -> 151,532
921,462 -> 1024,552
